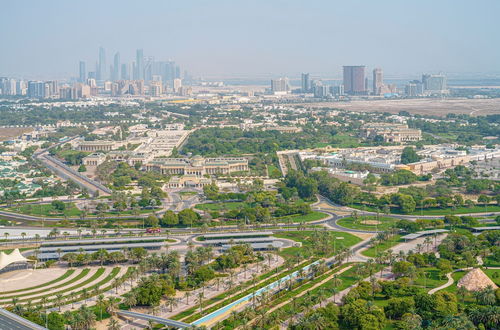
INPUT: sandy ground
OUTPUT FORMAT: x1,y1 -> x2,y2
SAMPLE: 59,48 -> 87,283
301,98 -> 500,116
0,127 -> 33,141
390,234 -> 448,255
0,267 -> 67,292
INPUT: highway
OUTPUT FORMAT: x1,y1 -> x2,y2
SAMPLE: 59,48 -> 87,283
0,308 -> 46,330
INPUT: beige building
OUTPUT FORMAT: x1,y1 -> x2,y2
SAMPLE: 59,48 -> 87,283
82,153 -> 106,166
166,175 -> 212,188
362,123 -> 421,143
77,141 -> 117,152
144,156 -> 249,176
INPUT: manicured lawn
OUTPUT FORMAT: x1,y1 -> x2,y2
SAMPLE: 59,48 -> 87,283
337,216 -> 398,231
444,271 -> 466,293
275,231 -> 362,259
350,204 -> 500,216
362,235 -> 402,258
16,268 -> 104,303
0,268 -> 91,300
484,256 -> 500,267
412,267 -> 448,289
285,211 -> 328,223
482,268 -> 500,286
195,202 -> 246,211
7,202 -> 81,217
177,260 -> 316,323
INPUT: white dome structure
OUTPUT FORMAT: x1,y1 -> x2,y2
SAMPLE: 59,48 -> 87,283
0,249 -> 29,271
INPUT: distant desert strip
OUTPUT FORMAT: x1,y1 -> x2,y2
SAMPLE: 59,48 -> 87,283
300,98 -> 500,116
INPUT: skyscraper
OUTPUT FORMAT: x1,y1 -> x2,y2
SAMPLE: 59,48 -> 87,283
97,47 -> 106,82
422,74 -> 447,93
372,68 -> 383,95
271,78 -> 290,93
121,64 -> 129,80
301,73 -> 310,93
112,52 -> 120,81
343,66 -> 366,95
136,49 -> 144,80
79,61 -> 86,83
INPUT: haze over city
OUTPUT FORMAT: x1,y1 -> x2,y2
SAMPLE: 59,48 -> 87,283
0,1 -> 499,330
1,0 -> 500,80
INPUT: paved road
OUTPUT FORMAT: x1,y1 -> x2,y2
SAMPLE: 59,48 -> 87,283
0,308 -> 46,329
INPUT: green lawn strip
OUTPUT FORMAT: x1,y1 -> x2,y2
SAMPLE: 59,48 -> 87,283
0,247 -> 35,254
264,263 -> 351,307
45,267 -> 123,308
194,202 -> 246,211
274,231 -> 362,260
14,268 -> 105,303
481,268 -> 500,286
0,269 -> 90,300
484,256 -> 500,267
0,269 -> 75,295
282,211 -> 328,223
46,267 -> 135,310
173,259 -> 317,322
337,216 -> 398,231
444,271 -> 466,293
349,204 -> 500,216
247,263 -> 361,327
42,238 -> 169,247
362,235 -> 403,258
6,203 -> 81,217
183,259 -> 335,324
412,267 -> 448,289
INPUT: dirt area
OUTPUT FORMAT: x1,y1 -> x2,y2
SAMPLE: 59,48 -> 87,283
301,98 -> 500,117
361,220 -> 381,225
0,127 -> 33,141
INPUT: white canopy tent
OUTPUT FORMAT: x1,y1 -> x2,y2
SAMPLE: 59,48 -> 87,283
0,248 -> 30,271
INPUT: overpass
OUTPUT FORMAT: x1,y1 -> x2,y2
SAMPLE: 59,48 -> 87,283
117,310 -> 191,328
35,152 -> 111,196
0,308 -> 47,329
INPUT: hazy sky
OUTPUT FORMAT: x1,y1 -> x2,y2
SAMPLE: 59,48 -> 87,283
1,0 -> 499,80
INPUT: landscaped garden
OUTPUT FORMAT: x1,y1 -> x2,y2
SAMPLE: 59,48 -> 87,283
336,215 -> 399,231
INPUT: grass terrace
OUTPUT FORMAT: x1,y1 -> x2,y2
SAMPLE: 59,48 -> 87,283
0,269 -> 91,301
0,269 -> 76,295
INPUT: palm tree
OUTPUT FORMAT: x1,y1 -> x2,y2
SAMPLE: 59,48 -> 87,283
96,294 -> 106,320
184,291 -> 191,305
56,293 -> 64,311
107,318 -> 120,330
123,293 -> 137,308
424,237 -> 432,252
331,275 -> 342,303
106,297 -> 119,317
167,296 -> 178,312
197,292 -> 204,313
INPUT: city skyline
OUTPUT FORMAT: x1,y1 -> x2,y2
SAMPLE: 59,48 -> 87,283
1,0 -> 500,79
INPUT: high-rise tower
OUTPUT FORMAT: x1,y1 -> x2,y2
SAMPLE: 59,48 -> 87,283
112,52 -> 120,81
136,49 -> 144,80
301,73 -> 310,93
343,66 -> 366,95
373,68 -> 383,95
97,47 -> 106,82
79,61 -> 86,83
